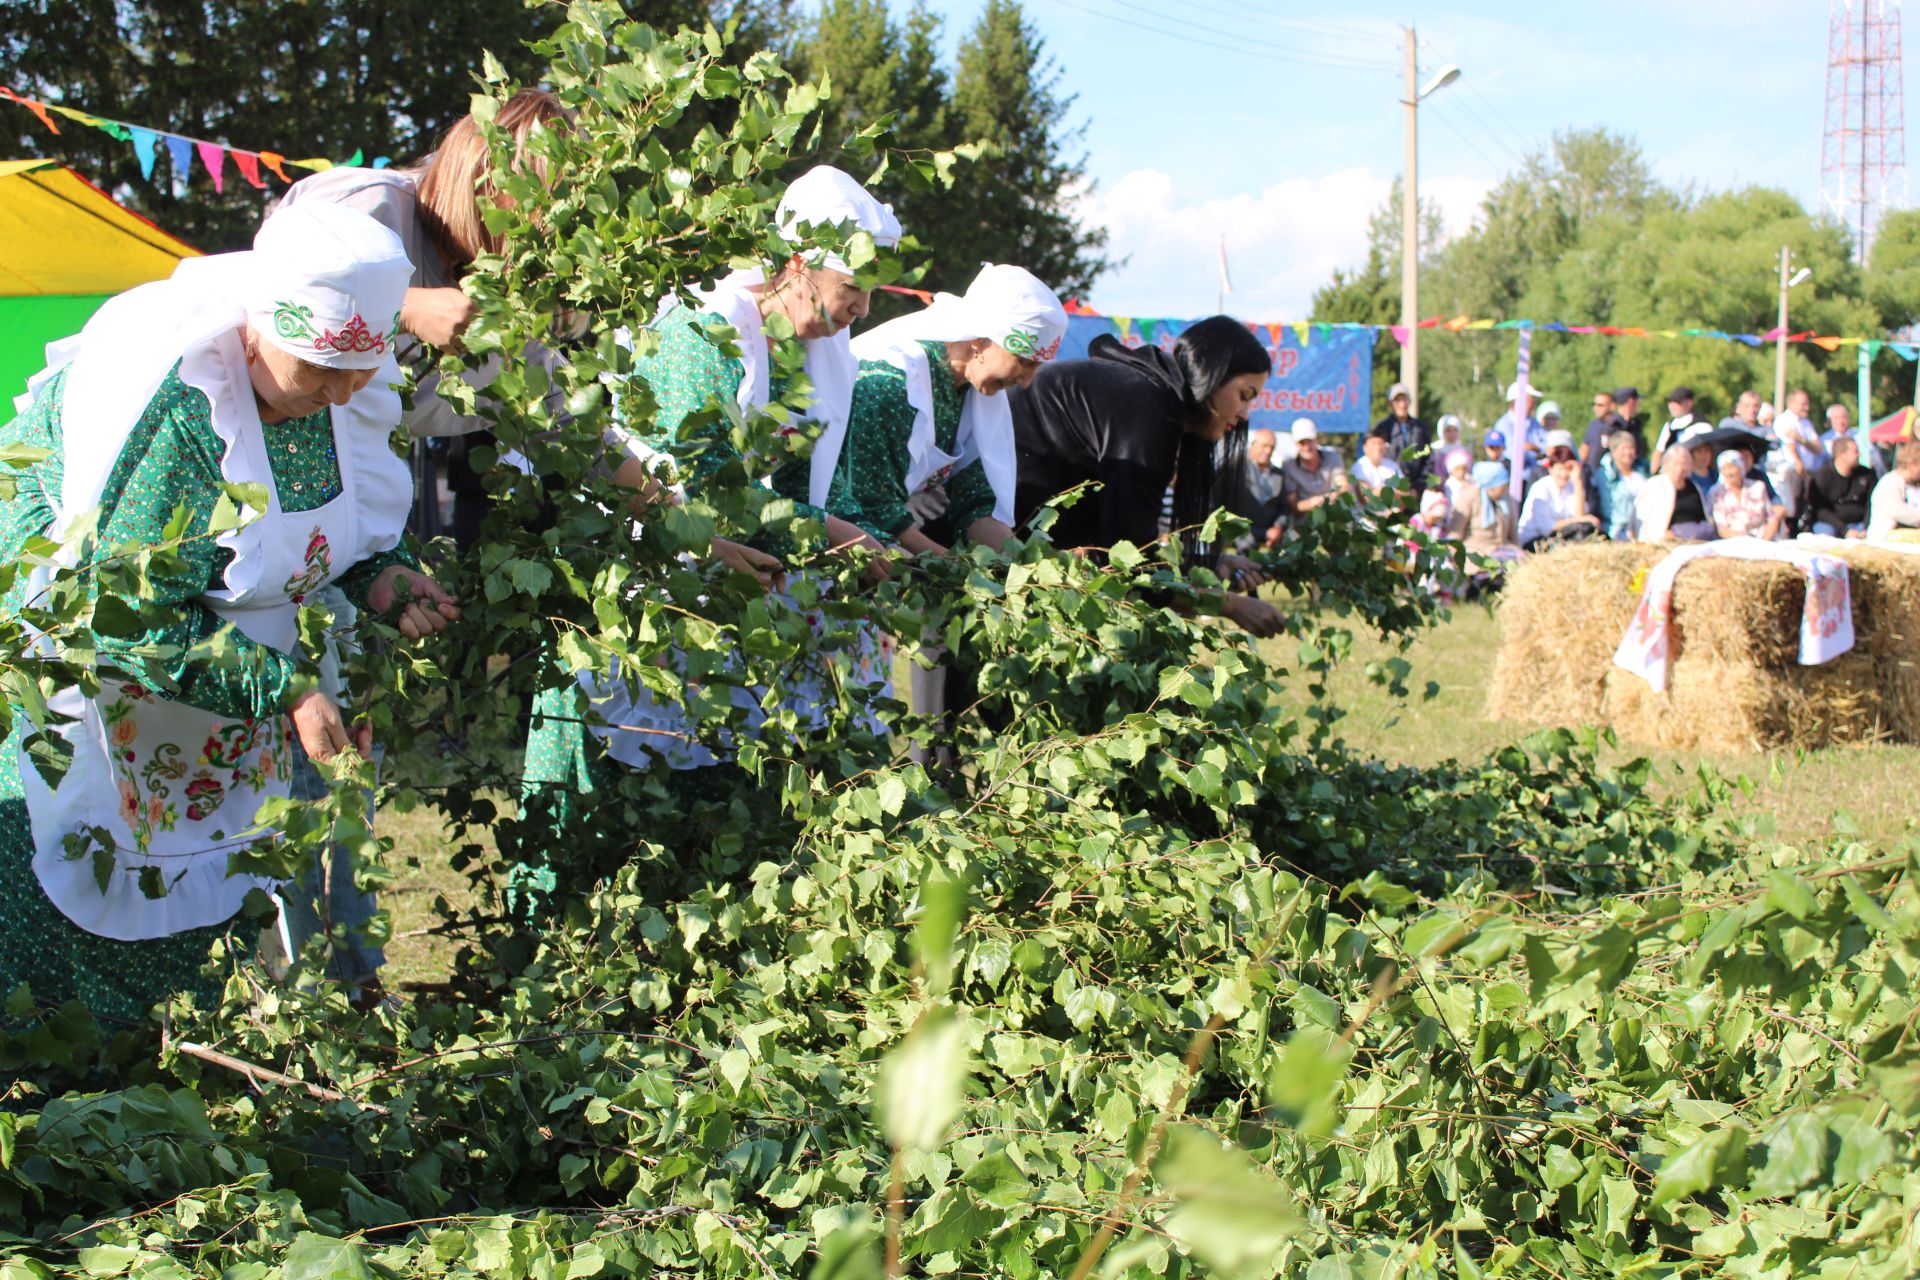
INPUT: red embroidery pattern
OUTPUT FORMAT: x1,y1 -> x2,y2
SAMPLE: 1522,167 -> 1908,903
313,313 -> 390,357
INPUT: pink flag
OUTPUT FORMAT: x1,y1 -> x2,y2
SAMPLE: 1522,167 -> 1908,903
195,141 -> 226,193
1387,325 -> 1411,347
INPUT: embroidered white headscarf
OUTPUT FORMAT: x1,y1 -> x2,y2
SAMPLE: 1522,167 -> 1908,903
677,166 -> 904,506
848,264 -> 1066,525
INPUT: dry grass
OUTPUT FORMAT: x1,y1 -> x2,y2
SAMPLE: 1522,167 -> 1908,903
1283,603 -> 1920,848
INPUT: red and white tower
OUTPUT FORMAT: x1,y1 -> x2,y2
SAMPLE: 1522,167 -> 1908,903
1822,0 -> 1908,264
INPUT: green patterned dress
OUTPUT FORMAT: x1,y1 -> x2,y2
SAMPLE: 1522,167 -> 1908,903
516,309 -> 862,911
790,340 -> 998,543
0,364 -> 410,1025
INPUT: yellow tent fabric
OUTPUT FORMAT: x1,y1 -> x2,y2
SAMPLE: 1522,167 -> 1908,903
0,159 -> 200,296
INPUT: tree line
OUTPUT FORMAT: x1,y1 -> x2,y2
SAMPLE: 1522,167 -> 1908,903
1313,127 -> 1920,428
0,0 -> 1107,310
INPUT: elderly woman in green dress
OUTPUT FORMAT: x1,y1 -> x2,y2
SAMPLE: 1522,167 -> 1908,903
515,166 -> 901,906
0,204 -> 460,1023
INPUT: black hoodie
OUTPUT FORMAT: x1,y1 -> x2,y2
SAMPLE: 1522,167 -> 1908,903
1009,335 -> 1196,551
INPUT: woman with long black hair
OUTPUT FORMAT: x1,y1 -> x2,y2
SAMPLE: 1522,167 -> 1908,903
1008,316 -> 1282,636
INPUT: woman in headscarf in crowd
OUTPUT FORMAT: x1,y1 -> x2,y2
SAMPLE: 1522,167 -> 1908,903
0,206 -> 459,1022
821,264 -> 1068,554
1005,317 -> 1284,637
515,166 -> 901,908
1445,460 -> 1523,596
1708,449 -> 1784,540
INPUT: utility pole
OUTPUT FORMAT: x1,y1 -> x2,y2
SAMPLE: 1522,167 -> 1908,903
1775,246 -> 1813,414
1400,25 -> 1419,414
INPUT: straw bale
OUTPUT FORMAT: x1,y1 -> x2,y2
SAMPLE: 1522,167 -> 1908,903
1601,652 -> 1882,753
1489,538 -> 1920,750
1486,542 -> 1663,724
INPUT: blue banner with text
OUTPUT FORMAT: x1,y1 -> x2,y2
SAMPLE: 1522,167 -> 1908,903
1058,315 -> 1375,436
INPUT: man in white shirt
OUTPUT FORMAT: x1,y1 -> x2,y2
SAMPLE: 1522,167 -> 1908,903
1868,442 -> 1920,541
1350,430 -> 1404,495
1767,387 -> 1826,518
1518,430 -> 1602,549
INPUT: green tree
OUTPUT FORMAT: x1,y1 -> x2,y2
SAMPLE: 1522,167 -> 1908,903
1869,207 -> 1920,332
0,0 -> 790,251
939,0 -> 1108,299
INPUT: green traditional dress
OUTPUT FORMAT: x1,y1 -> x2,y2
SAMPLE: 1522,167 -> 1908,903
0,366 -> 411,1024
515,304 -> 887,912
794,340 -> 999,544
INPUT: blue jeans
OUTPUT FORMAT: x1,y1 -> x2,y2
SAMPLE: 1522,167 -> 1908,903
1812,521 -> 1866,538
277,736 -> 387,985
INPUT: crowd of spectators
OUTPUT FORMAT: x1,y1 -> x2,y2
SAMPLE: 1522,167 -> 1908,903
1227,377 -> 1920,599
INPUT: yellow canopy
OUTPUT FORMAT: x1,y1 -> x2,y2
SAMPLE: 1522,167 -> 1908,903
0,159 -> 200,296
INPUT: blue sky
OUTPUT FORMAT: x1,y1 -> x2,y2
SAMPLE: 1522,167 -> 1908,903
889,0 -> 1895,320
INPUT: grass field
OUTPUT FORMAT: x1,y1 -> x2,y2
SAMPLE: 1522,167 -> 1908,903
374,601 -> 1920,987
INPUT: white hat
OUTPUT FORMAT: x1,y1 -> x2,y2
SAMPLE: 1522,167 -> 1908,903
1544,428 -> 1576,451
1716,449 -> 1745,472
1438,413 -> 1464,432
249,204 -> 411,370
777,165 -> 903,275
1504,381 -> 1543,402
1537,399 -> 1562,422
1290,418 -> 1318,442
855,263 -> 1067,364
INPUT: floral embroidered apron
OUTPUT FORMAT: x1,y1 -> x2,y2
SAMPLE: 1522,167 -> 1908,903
22,327 -> 410,941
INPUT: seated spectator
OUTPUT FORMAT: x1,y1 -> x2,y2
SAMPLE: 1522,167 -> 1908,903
1517,432 -> 1602,550
1350,429 -> 1404,496
1824,402 -> 1883,473
1281,418 -> 1349,523
1590,429 -> 1648,540
1440,447 -> 1476,513
1708,449 -> 1784,540
1802,436 -> 1874,538
1372,381 -> 1432,486
1451,460 -> 1523,594
1436,412 -> 1465,460
1868,442 -> 1920,542
1681,424 -> 1718,500
1636,445 -> 1716,542
1483,428 -> 1509,468
1230,426 -> 1288,547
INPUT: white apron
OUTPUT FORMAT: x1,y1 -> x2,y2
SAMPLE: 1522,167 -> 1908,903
19,299 -> 411,940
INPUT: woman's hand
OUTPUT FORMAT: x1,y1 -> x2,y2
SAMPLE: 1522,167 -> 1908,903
399,287 -> 477,350
824,515 -> 893,583
1217,553 -> 1267,590
290,690 -> 371,763
368,565 -> 462,638
710,536 -> 783,592
1220,591 -> 1284,638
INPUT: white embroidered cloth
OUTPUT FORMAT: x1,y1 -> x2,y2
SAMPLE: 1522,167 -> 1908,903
1613,537 -> 1855,692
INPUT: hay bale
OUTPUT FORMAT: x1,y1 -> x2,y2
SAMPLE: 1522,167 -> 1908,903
1490,538 -> 1920,751
1603,652 -> 1882,753
1487,542 -> 1664,725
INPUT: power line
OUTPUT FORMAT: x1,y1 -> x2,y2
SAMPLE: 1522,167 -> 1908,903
1425,109 -> 1506,177
1181,0 -> 1400,49
1458,80 -> 1533,160
1035,0 -> 1399,72
1443,95 -> 1526,169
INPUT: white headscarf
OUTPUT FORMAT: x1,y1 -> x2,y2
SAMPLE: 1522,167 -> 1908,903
675,166 -> 903,506
848,264 -> 1067,525
249,204 -> 411,369
35,204 -> 413,534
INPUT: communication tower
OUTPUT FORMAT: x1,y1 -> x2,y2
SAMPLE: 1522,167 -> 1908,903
1822,0 -> 1908,264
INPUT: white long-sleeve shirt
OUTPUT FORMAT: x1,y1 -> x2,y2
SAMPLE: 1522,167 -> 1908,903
1867,469 -> 1920,541
1518,473 -> 1586,543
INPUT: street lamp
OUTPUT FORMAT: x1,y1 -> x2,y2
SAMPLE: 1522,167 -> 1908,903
1401,31 -> 1460,416
1774,247 -> 1813,414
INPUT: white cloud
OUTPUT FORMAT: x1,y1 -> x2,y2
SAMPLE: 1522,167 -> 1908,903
1072,167 -> 1493,322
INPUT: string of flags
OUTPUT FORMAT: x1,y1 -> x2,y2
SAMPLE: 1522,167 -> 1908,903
1054,298 -> 1920,362
2,88 -> 380,193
